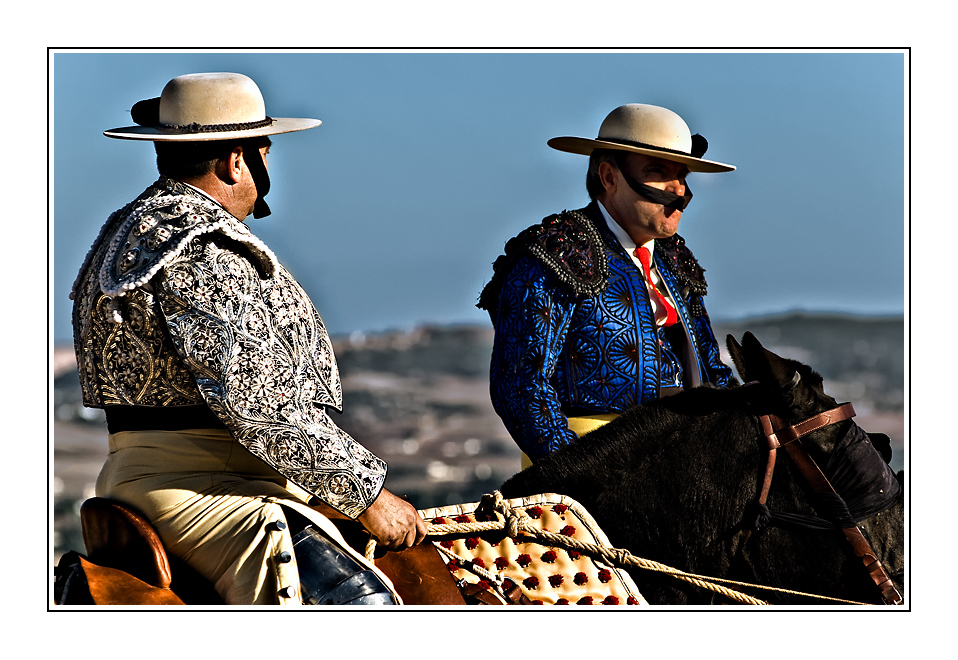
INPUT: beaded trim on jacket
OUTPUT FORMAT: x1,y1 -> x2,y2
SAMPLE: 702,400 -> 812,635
478,204 -> 711,315
654,233 -> 709,317
71,177 -> 279,303
102,178 -> 278,297
478,208 -> 610,312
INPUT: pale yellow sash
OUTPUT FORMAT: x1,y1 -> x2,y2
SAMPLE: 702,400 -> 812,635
567,413 -> 620,436
520,413 -> 620,469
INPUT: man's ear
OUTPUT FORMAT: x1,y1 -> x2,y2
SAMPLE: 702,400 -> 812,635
597,160 -> 618,195
218,145 -> 245,184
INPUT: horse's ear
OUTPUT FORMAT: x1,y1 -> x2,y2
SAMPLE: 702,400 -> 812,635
725,334 -> 748,381
738,332 -> 802,394
728,332 -> 769,383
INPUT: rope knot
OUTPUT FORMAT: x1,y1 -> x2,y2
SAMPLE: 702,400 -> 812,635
477,490 -> 524,536
477,490 -> 506,517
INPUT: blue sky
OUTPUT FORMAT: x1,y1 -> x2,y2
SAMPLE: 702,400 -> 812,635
52,50 -> 906,342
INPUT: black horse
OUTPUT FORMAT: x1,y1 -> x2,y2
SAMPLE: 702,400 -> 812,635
500,333 -> 904,605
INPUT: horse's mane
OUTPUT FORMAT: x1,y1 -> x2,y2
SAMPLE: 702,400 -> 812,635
504,384 -> 763,502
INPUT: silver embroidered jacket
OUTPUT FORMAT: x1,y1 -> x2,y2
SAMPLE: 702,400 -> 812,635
71,177 -> 387,519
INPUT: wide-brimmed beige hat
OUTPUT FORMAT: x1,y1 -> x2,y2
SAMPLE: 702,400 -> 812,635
548,103 -> 734,173
104,72 -> 321,141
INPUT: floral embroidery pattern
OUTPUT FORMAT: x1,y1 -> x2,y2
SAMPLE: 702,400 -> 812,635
73,285 -> 203,407
72,179 -> 385,518
483,204 -> 736,459
158,231 -> 385,518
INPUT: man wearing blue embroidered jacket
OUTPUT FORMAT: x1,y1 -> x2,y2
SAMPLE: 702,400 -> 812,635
478,104 -> 737,463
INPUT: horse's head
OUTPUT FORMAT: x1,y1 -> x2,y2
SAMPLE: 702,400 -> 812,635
727,332 -> 902,605
726,332 -> 838,426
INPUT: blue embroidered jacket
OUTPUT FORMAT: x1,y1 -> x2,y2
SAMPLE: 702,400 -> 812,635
478,202 -> 735,460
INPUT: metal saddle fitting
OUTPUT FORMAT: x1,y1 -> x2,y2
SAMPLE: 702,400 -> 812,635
292,526 -> 398,605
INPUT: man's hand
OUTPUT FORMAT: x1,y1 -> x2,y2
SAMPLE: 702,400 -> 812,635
357,488 -> 429,550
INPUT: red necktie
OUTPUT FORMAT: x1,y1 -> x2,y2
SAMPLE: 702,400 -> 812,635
635,246 -> 678,327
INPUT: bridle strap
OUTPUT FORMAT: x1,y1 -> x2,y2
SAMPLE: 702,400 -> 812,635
754,403 -> 857,508
761,403 -> 857,450
753,402 -> 903,605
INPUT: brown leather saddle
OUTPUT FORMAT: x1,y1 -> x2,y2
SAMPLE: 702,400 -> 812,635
54,497 -> 474,606
54,498 -> 220,605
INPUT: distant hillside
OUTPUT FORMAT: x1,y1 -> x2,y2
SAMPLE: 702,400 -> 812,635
52,312 -> 905,446
713,313 -> 904,412
333,324 -> 493,380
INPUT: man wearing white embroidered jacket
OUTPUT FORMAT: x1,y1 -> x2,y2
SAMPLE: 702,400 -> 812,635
71,72 -> 427,604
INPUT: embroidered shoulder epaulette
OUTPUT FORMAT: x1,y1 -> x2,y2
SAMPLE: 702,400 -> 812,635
478,208 -> 609,311
656,233 -> 709,316
657,234 -> 708,296
96,182 -> 279,297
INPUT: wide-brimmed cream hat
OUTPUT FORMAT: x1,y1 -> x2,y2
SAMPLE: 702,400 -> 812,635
104,72 -> 321,141
548,103 -> 734,173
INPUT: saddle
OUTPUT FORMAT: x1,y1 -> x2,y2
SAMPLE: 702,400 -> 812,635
54,498 -> 221,605
54,497 -> 468,606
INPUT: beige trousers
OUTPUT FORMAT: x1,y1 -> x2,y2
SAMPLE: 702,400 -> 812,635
95,428 -> 398,605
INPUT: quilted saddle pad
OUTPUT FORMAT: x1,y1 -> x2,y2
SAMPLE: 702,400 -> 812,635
419,493 -> 647,605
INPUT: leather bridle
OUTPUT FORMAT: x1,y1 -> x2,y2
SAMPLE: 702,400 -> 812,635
752,400 -> 903,605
